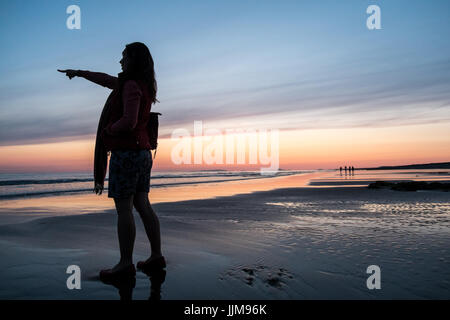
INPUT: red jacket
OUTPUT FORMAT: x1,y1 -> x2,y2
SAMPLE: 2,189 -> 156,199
78,70 -> 152,151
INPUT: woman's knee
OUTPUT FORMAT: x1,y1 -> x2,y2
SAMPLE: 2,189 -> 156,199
114,196 -> 134,215
133,192 -> 150,214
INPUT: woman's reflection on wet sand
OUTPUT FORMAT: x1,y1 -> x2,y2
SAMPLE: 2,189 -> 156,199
100,268 -> 166,300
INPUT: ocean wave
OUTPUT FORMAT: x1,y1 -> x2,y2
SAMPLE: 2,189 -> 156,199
0,170 -> 306,187
0,178 -> 93,186
0,171 -> 309,200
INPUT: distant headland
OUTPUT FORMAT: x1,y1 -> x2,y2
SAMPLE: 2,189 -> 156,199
362,162 -> 450,170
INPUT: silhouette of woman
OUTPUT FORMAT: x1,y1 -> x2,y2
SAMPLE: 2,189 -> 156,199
58,42 -> 165,281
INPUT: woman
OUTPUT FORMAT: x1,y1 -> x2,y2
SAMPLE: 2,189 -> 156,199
58,42 -> 165,280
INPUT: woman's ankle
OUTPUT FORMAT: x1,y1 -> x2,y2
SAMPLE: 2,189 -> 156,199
149,253 -> 163,260
118,259 -> 133,266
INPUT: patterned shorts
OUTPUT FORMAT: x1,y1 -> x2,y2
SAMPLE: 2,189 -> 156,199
108,149 -> 152,199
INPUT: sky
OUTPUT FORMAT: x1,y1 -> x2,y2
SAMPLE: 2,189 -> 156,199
0,0 -> 449,172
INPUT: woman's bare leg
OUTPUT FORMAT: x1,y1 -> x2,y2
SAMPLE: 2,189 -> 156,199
112,195 -> 136,271
133,191 -> 162,260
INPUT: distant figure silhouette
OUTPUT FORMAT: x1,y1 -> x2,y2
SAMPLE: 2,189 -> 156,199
352,166 -> 355,175
339,166 -> 343,175
344,166 -> 348,175
58,42 -> 166,282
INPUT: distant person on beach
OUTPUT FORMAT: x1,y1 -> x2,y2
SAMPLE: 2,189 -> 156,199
58,42 -> 165,281
344,166 -> 347,175
340,166 -> 342,175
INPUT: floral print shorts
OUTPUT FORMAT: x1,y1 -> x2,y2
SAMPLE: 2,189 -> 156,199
108,149 -> 152,199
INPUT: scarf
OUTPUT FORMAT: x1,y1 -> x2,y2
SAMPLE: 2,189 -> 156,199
93,89 -> 118,189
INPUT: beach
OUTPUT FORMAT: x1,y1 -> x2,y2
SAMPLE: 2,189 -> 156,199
0,170 -> 449,299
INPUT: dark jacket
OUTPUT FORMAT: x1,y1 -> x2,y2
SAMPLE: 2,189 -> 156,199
102,79 -> 152,151
77,70 -> 152,188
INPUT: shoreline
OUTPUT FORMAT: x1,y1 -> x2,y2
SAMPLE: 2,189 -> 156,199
0,170 -> 316,201
0,171 -> 328,222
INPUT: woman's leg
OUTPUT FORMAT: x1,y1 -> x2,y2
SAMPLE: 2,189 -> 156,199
112,195 -> 136,270
133,191 -> 162,260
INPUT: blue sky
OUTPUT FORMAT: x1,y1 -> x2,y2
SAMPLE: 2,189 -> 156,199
0,0 -> 449,146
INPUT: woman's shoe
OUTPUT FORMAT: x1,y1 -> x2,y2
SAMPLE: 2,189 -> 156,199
99,264 -> 136,283
137,256 -> 166,272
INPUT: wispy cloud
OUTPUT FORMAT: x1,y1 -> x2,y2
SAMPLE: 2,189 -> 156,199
1,58 -> 450,146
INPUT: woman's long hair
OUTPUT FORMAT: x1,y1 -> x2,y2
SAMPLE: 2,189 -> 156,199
118,42 -> 158,105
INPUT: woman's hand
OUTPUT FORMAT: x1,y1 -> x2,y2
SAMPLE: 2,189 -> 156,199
94,183 -> 104,195
58,69 -> 78,80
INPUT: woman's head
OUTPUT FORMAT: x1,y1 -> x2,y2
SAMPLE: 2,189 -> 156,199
119,42 -> 158,104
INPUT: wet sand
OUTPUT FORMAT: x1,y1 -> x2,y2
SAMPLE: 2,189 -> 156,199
0,170 -> 449,299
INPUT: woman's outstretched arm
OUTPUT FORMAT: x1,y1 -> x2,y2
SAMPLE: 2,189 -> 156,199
58,69 -> 118,90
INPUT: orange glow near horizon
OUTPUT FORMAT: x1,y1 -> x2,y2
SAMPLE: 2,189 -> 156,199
0,140 -> 94,172
0,122 -> 449,173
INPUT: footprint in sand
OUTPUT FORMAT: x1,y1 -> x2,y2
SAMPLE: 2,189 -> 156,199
220,265 -> 293,289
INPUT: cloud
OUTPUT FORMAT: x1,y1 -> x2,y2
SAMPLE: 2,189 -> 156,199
156,58 -> 450,134
1,57 -> 449,146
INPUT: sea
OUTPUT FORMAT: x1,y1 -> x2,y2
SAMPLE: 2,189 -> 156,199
0,170 -> 310,200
